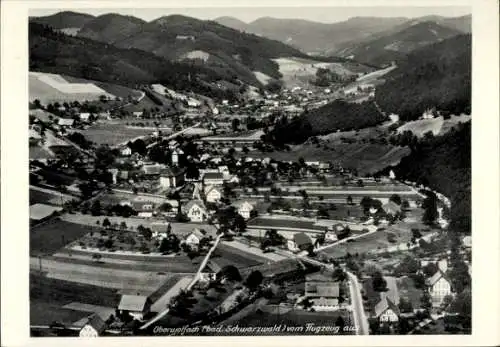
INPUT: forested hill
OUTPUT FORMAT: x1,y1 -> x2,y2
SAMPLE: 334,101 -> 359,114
267,100 -> 385,145
387,122 -> 471,234
375,34 -> 471,121
29,23 -> 240,100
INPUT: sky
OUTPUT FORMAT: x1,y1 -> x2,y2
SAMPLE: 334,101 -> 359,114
29,5 -> 471,24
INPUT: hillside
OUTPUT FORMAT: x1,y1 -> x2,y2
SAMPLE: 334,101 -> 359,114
375,34 -> 471,121
29,23 -> 241,101
110,15 -> 308,84
267,100 -> 385,145
30,11 -> 95,29
77,14 -> 146,44
387,122 -> 471,234
335,21 -> 462,67
215,16 -> 408,54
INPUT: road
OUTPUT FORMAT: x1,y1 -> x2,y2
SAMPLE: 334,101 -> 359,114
346,270 -> 369,335
140,233 -> 223,330
276,251 -> 369,335
145,122 -> 201,149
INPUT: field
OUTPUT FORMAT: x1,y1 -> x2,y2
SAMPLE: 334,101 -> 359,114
254,71 -> 273,85
30,273 -> 120,326
29,71 -> 115,104
63,75 -> 142,99
248,217 -> 325,233
248,143 -> 410,175
77,123 -> 154,146
212,243 -> 266,269
30,188 -> 74,206
30,219 -> 97,256
397,115 -> 471,137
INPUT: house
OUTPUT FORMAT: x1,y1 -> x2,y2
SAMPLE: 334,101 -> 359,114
79,112 -> 91,121
374,276 -> 400,323
183,200 -> 208,222
304,273 -> 341,311
462,235 -> 472,248
58,118 -> 74,127
133,111 -> 143,118
159,167 -> 185,188
187,98 -> 201,108
233,200 -> 255,220
204,185 -> 223,203
171,147 -> 184,165
200,272 -> 217,282
29,129 -> 42,145
132,201 -> 155,218
117,294 -> 152,321
168,140 -> 179,150
382,201 -> 401,217
325,224 -> 346,242
203,171 -> 224,186
184,228 -> 206,248
120,146 -> 132,157
287,232 -> 312,252
142,163 -> 163,177
79,314 -> 106,337
176,35 -> 195,41
426,270 -> 452,307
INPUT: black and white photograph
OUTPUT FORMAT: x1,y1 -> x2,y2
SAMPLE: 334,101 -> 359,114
1,0 -> 499,345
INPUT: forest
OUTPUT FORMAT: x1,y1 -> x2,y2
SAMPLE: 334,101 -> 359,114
375,34 -> 471,121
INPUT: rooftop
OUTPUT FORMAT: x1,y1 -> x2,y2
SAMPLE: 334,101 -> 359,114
118,294 -> 150,312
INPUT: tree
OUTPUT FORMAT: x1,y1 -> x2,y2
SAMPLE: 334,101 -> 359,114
302,297 -> 313,310
422,193 -> 438,225
231,118 -> 240,132
420,290 -> 433,312
398,297 -> 413,313
332,268 -> 347,282
218,265 -> 241,282
346,195 -> 353,205
372,271 -> 387,292
90,200 -> 102,216
390,194 -> 402,205
245,270 -> 263,291
120,221 -> 127,231
102,218 -> 111,229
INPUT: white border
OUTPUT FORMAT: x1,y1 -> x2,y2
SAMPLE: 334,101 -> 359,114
1,0 -> 498,346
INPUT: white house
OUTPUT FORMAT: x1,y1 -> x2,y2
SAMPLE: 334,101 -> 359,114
133,111 -> 144,118
132,202 -> 155,218
184,228 -> 206,248
183,200 -> 208,222
79,112 -> 91,121
204,185 -> 223,203
58,118 -> 74,127
171,148 -> 184,166
234,201 -> 255,220
120,146 -> 132,157
426,270 -> 452,307
159,167 -> 185,188
374,277 -> 400,323
117,294 -> 151,321
304,272 -> 341,311
79,314 -> 106,337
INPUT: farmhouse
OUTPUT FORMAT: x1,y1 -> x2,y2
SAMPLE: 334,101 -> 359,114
79,314 -> 106,337
203,171 -> 224,186
79,112 -> 91,121
382,201 -> 401,217
171,148 -> 184,165
132,201 -> 156,218
184,228 -> 206,248
159,167 -> 185,188
133,111 -> 144,118
142,163 -> 163,177
120,146 -> 132,157
183,200 -> 208,222
304,272 -> 341,311
58,118 -> 74,127
233,200 -> 255,220
204,185 -> 223,203
426,270 -> 452,307
374,277 -> 401,323
287,232 -> 312,252
117,294 -> 152,321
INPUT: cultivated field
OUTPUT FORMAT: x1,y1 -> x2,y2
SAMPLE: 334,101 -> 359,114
397,115 -> 471,137
30,219 -> 97,256
77,123 -> 154,146
248,143 -> 411,175
29,72 -> 115,104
